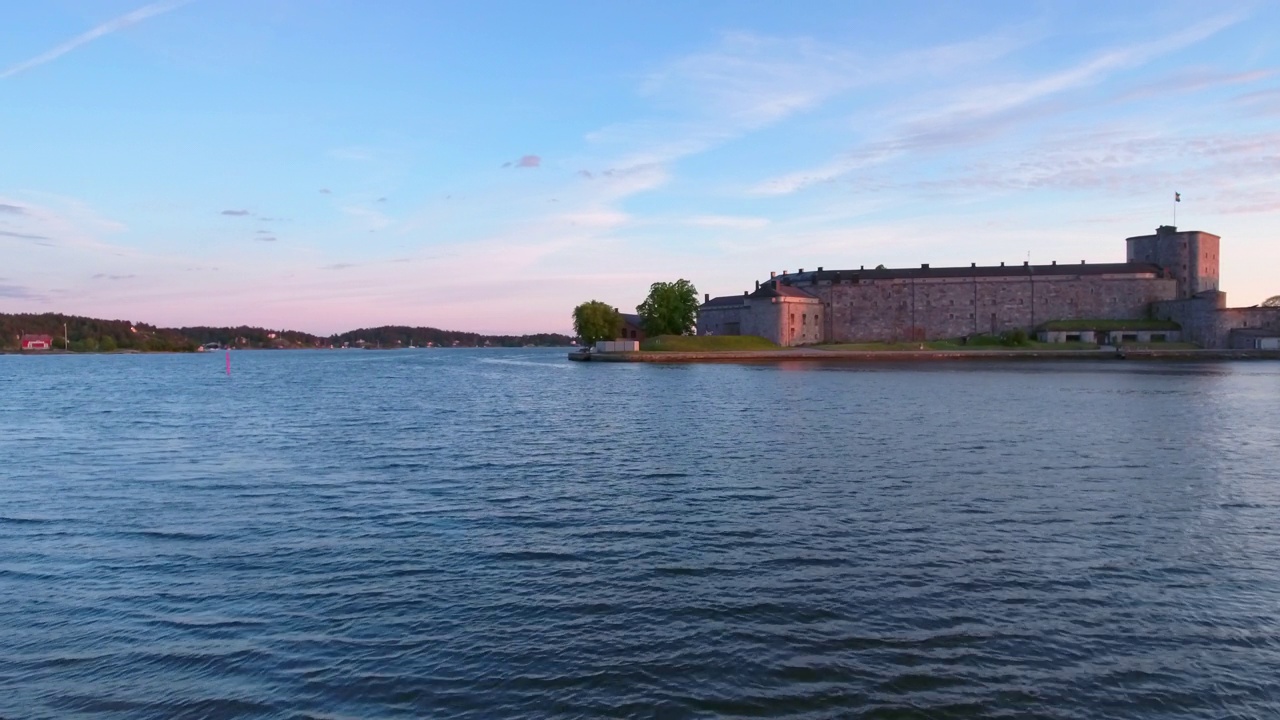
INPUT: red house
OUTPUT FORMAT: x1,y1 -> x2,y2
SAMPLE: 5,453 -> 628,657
20,334 -> 53,350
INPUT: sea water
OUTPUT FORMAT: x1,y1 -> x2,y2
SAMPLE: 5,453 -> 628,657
2,350 -> 1278,718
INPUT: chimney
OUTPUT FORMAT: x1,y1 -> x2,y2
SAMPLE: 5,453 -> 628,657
921,263 -> 930,269
971,262 -> 976,267
818,266 -> 824,272
799,268 -> 804,273
860,265 -> 865,270
770,271 -> 776,279
755,280 -> 760,290
1081,260 -> 1086,264
704,293 -> 709,303
1052,261 -> 1057,265
1023,261 -> 1029,266
743,290 -> 748,296
1000,262 -> 1005,266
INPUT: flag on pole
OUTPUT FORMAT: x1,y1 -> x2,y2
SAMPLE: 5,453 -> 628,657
1175,192 -> 1181,202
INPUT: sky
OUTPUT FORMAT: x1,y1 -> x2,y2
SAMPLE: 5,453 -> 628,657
2,0 -> 1278,335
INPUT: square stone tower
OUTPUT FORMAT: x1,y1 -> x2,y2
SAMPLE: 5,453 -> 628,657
1125,226 -> 1220,299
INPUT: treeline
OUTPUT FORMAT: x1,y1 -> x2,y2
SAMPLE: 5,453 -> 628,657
0,313 -> 196,352
177,326 -> 325,349
330,326 -> 573,348
0,313 -> 573,352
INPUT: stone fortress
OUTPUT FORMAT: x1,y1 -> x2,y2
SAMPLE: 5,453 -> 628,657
698,226 -> 1280,349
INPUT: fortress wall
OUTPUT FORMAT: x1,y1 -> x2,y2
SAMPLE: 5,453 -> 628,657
777,298 -> 824,346
802,274 -> 1176,343
698,303 -> 746,337
744,301 -> 786,344
1127,229 -> 1220,298
699,299 -> 813,345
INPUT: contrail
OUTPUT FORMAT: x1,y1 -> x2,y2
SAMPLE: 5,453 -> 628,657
1,0 -> 191,79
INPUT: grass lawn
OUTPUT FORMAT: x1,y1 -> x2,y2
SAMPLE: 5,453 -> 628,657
640,335 -> 779,352
816,340 -> 1104,351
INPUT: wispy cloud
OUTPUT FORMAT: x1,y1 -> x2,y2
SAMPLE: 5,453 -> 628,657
1236,85 -> 1280,116
257,236 -> 278,242
0,0 -> 191,80
504,154 -> 541,168
0,282 -> 45,300
220,209 -> 251,216
1,229 -> 52,241
92,273 -> 136,280
0,203 -> 27,214
322,263 -> 355,270
748,13 -> 1246,196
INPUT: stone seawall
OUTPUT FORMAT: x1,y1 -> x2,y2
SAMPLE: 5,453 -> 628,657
570,349 -> 1280,363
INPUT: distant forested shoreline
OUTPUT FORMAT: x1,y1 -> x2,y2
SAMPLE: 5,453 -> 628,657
0,313 -> 573,352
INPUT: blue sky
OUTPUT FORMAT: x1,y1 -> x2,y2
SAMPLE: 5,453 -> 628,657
2,0 -> 1278,334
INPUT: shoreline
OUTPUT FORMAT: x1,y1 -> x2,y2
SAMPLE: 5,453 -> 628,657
570,348 -> 1280,363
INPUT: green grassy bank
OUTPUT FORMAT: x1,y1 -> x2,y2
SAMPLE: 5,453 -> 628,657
640,335 -> 779,352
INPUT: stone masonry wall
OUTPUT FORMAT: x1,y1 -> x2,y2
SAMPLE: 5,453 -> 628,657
699,297 -> 823,346
698,302 -> 747,338
1155,295 -> 1280,348
1126,230 -> 1220,299
800,273 -> 1176,343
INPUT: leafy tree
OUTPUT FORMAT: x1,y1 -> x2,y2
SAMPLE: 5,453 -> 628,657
100,336 -> 118,352
572,300 -> 622,345
875,264 -> 887,270
637,279 -> 699,337
1263,295 -> 1280,308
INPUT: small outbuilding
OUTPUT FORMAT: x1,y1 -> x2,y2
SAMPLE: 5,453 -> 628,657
1229,328 -> 1280,350
1036,320 -> 1181,345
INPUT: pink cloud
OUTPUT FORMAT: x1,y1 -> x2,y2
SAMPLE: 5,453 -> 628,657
516,154 -> 541,168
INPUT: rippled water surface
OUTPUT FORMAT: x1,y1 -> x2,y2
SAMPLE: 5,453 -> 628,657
2,350 -> 1279,719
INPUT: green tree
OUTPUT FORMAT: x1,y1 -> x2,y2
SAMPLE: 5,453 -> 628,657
1263,295 -> 1280,308
100,336 -> 118,352
572,300 -> 622,345
637,279 -> 699,336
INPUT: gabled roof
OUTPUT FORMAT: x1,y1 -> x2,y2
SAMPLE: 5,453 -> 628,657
620,313 -> 643,327
777,262 -> 1166,283
750,283 -> 817,299
700,295 -> 749,308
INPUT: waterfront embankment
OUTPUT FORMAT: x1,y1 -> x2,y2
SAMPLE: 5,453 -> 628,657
570,348 -> 1280,362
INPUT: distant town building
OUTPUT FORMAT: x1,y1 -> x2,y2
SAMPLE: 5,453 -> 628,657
699,227 -> 1280,348
20,334 -> 53,350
